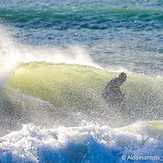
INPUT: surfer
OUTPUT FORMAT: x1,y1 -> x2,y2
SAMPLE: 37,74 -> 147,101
102,72 -> 127,106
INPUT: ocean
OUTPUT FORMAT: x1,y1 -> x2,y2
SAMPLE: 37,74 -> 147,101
0,0 -> 163,162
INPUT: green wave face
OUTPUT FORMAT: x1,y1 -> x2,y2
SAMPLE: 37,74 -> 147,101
6,62 -> 163,120
7,63 -> 112,110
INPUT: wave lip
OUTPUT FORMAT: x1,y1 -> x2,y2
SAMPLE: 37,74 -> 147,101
0,122 -> 163,163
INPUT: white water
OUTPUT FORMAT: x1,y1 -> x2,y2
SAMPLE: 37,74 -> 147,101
0,122 -> 162,163
20,45 -> 101,68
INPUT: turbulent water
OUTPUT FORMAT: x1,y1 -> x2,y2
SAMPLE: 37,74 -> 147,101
0,122 -> 163,163
0,0 -> 163,162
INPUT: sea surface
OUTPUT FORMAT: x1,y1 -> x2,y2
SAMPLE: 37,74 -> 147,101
0,0 -> 163,74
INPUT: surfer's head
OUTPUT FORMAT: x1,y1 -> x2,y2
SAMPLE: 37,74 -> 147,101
118,72 -> 127,82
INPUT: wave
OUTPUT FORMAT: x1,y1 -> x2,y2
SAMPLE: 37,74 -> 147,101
4,63 -> 163,127
0,25 -> 162,134
0,6 -> 163,30
0,121 -> 163,163
0,25 -> 100,87
1,61 -> 162,135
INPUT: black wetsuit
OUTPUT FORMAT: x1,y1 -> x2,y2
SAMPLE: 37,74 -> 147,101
103,77 -> 124,105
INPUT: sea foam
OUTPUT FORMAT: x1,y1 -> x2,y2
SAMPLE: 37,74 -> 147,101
0,122 -> 162,163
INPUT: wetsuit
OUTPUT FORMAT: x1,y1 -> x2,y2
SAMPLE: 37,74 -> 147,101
102,77 -> 124,105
